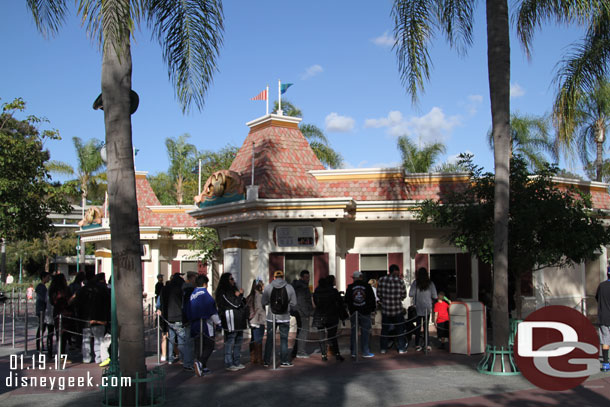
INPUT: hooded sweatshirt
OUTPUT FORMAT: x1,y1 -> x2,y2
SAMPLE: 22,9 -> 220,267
186,287 -> 220,338
261,278 -> 297,323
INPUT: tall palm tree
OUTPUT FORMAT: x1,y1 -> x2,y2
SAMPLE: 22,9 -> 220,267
393,0 -> 512,352
165,134 -> 197,204
555,79 -> 610,182
48,136 -> 106,209
397,135 -> 446,173
26,1 -> 224,401
517,1 -> 609,166
487,113 -> 557,172
272,100 -> 343,168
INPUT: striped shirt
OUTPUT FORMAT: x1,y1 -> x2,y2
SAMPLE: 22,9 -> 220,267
378,275 -> 406,316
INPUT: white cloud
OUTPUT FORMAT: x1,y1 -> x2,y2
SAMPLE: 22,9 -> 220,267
365,108 -> 460,142
301,64 -> 323,80
458,94 -> 484,115
371,32 -> 395,47
510,82 -> 526,99
325,112 -> 355,132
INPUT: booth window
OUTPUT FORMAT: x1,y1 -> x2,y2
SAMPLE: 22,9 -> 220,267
284,254 -> 313,284
360,254 -> 387,282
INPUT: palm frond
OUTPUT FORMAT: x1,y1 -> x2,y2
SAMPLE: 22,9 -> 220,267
26,0 -> 68,38
397,135 -> 446,173
435,0 -> 476,55
272,100 -> 301,117
46,160 -> 74,176
309,141 -> 343,169
300,124 -> 328,144
147,0 -> 224,113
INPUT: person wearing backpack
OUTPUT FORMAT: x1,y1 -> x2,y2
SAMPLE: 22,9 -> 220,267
345,271 -> 376,358
262,270 -> 297,368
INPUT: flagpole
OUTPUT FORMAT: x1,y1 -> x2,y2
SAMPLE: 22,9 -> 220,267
278,79 -> 282,115
266,85 -> 269,115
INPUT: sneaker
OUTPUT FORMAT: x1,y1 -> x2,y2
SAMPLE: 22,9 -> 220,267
380,349 -> 387,354
362,352 -> 375,358
202,368 -> 211,375
183,366 -> 194,372
234,363 -> 246,370
160,356 -> 167,362
351,354 -> 357,359
280,362 -> 294,368
321,355 -> 328,361
168,358 -> 180,365
194,361 -> 203,377
99,358 -> 111,367
296,354 -> 310,359
225,366 -> 240,372
415,346 -> 423,352
398,349 -> 408,354
602,363 -> 610,372
426,346 -> 432,352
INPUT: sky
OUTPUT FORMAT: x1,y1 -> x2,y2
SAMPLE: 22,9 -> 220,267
1,1 -> 589,182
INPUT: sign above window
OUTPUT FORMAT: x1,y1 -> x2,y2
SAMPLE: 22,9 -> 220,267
269,223 -> 323,252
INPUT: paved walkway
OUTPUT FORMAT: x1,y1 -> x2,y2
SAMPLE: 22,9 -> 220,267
1,333 -> 609,407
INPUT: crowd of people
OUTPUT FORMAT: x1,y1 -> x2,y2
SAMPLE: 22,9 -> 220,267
34,269 -> 111,366
156,265 -> 452,377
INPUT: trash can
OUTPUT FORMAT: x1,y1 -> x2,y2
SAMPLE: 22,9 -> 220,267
449,301 -> 486,355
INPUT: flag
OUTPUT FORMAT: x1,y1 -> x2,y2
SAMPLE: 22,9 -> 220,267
280,83 -> 293,94
251,89 -> 268,101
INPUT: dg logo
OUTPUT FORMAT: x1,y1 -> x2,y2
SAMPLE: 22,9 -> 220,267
514,305 -> 600,391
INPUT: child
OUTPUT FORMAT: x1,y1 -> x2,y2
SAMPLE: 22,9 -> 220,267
433,292 -> 450,349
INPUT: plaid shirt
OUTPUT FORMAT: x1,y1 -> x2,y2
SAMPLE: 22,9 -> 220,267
377,274 -> 406,316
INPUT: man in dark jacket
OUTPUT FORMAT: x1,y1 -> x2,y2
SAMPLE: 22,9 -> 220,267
162,272 -> 188,368
71,269 -> 110,363
180,271 -> 198,370
35,271 -> 51,352
346,271 -> 376,358
290,270 -> 314,358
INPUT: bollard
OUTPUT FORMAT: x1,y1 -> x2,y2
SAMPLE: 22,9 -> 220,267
272,313 -> 276,370
58,314 -> 63,366
157,313 -> 161,365
355,311 -> 359,362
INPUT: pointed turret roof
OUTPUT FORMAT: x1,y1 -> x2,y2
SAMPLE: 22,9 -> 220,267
229,114 -> 325,198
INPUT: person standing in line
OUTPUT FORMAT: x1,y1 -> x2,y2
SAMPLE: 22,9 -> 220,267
161,272 -> 187,367
155,274 -> 165,301
181,271 -> 198,371
246,279 -> 266,365
291,270 -> 315,359
186,274 -> 221,377
262,270 -> 297,368
49,273 -> 72,357
378,264 -> 408,354
215,273 -> 248,371
35,272 -> 51,352
313,275 -> 347,362
409,267 -> 438,352
346,271 -> 376,358
433,291 -> 450,349
596,267 -> 610,372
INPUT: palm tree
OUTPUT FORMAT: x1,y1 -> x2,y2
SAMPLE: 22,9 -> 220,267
393,0 -> 512,353
273,100 -> 343,168
397,135 -> 446,173
555,79 -> 610,182
487,113 -> 557,172
48,137 -> 106,209
165,134 -> 197,205
517,1 -> 609,167
26,1 -> 224,401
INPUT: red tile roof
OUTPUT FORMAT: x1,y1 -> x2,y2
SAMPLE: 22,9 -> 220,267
135,173 -> 197,228
229,116 -> 325,198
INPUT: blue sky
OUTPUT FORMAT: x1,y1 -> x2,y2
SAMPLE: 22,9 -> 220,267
1,1 -> 588,181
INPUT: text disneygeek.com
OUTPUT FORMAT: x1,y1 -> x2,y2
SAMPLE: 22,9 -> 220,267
5,354 -> 132,391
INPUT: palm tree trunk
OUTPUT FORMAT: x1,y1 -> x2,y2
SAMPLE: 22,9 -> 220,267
596,125 -> 604,182
486,0 -> 511,353
101,8 -> 146,403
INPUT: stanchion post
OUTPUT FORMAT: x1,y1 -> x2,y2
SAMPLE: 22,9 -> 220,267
58,314 -> 63,364
272,313 -> 276,370
24,299 -> 28,354
17,289 -> 21,317
39,311 -> 44,352
199,318 -> 203,356
12,301 -> 15,348
157,313 -> 161,365
2,301 -> 5,344
10,287 -> 14,317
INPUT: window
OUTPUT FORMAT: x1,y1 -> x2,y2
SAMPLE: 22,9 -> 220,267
361,254 -> 387,282
430,254 -> 456,299
284,254 -> 312,284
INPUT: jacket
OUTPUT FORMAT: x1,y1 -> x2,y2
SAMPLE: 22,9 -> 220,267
291,279 -> 314,317
216,289 -> 248,332
313,285 -> 346,323
73,280 -> 110,325
247,291 -> 266,327
186,287 -> 220,338
161,275 -> 185,323
262,278 -> 297,323
345,280 -> 376,315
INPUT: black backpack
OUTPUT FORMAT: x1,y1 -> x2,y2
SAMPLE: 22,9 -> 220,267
270,286 -> 289,314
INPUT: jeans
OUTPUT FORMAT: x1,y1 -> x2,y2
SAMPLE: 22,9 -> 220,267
380,314 -> 407,351
292,312 -> 311,356
168,321 -> 186,363
182,323 -> 194,368
82,325 -> 105,363
223,330 -> 244,367
264,321 -> 290,364
350,312 -> 372,355
251,325 -> 265,344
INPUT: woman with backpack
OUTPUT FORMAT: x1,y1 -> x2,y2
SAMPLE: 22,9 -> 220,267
313,275 -> 347,362
215,273 -> 249,371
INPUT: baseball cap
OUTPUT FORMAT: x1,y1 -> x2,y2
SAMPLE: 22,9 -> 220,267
352,271 -> 363,279
274,270 -> 284,278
